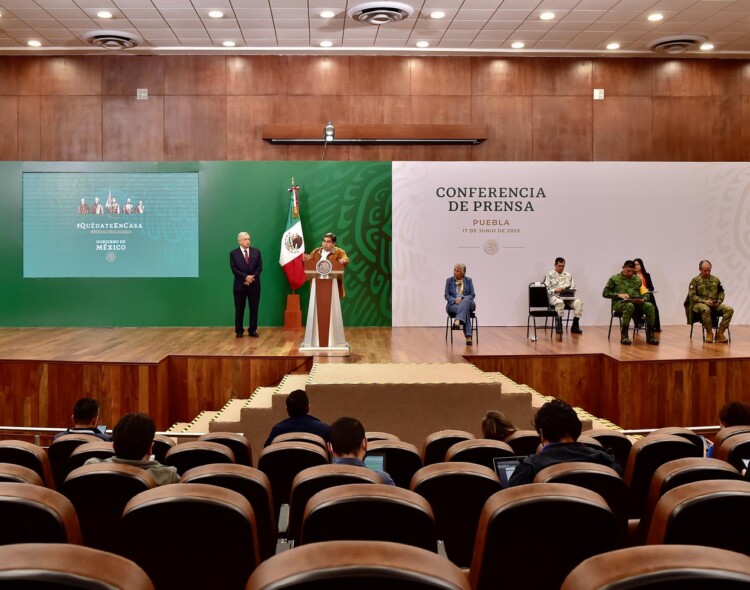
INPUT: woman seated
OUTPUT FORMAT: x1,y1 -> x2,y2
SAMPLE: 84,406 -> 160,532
482,410 -> 517,441
634,257 -> 661,332
445,263 -> 476,346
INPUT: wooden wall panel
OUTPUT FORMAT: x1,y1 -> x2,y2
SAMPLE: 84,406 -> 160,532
284,95 -> 352,160
102,56 -> 164,96
410,57 -> 472,96
472,96 -> 532,161
227,95 -> 288,161
0,97 -> 17,159
164,56 -> 226,95
17,95 -> 41,160
532,58 -> 592,96
0,57 -> 41,95
709,97 -> 747,161
40,57 -> 102,96
472,57 -> 535,96
164,96 -> 226,161
653,59 -> 741,97
283,56 -> 351,96
348,95 -> 411,161
652,97 -> 711,161
349,57 -> 411,96
103,96 -> 165,161
40,96 -> 102,161
408,95 -> 472,161
226,56 -> 286,96
592,59 -> 653,96
593,97 -> 653,161
533,96 -> 592,161
742,62 -> 750,95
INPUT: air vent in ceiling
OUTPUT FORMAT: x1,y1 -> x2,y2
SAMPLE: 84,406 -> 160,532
646,35 -> 707,55
82,30 -> 143,50
347,1 -> 414,25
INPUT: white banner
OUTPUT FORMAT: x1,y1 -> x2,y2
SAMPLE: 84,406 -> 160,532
392,162 -> 750,327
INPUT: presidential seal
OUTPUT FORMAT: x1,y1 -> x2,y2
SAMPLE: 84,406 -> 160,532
105,252 -> 117,262
316,259 -> 333,276
484,240 -> 499,255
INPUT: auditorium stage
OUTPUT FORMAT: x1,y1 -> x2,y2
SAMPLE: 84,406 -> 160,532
1,325 -> 748,434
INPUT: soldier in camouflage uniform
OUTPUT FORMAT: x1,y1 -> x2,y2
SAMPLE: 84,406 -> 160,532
602,260 -> 659,346
544,257 -> 583,335
688,260 -> 733,343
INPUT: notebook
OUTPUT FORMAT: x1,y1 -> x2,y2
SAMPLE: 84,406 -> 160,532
492,456 -> 525,488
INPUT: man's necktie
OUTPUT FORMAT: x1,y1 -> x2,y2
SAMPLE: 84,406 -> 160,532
244,250 -> 249,264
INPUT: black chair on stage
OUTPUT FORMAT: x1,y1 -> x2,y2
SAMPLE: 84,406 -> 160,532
689,305 -> 731,342
527,283 -> 557,340
445,312 -> 478,344
607,301 -> 642,341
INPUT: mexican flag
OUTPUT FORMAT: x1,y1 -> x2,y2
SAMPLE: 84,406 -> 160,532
279,181 -> 306,290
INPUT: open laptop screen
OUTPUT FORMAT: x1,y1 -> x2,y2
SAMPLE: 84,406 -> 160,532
364,452 -> 386,472
493,456 -> 525,488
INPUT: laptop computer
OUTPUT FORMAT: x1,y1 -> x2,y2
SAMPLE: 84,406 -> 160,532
364,452 -> 386,472
492,456 -> 525,488
558,288 -> 576,298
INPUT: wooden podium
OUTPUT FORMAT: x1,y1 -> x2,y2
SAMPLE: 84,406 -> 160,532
299,259 -> 350,354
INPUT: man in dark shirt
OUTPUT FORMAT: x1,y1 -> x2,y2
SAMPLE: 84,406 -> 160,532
54,397 -> 112,441
509,399 -> 621,487
264,389 -> 330,447
328,416 -> 395,486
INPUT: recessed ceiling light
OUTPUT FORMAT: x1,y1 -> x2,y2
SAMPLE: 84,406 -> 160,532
430,11 -> 445,19
648,13 -> 663,22
416,40 -> 429,47
208,10 -> 223,18
222,40 -> 235,47
606,42 -> 620,50
96,10 -> 113,18
539,11 -> 555,20
27,40 -> 41,46
320,40 -> 333,47
511,41 -> 524,49
700,42 -> 714,50
320,10 -> 335,18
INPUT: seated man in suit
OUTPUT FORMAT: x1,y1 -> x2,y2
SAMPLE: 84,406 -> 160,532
328,416 -> 394,486
445,263 -> 476,346
264,389 -> 330,447
509,399 -> 621,487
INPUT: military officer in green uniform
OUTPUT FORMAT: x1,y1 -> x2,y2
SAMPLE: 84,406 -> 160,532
687,260 -> 733,343
603,260 -> 659,346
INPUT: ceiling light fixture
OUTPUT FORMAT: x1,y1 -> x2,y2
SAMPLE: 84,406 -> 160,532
416,40 -> 429,47
320,40 -> 333,47
27,40 -> 42,46
606,42 -> 620,50
222,40 -> 235,47
511,41 -> 524,49
97,10 -> 113,18
208,10 -> 223,18
320,10 -> 335,18
430,10 -> 445,19
539,11 -> 555,20
700,42 -> 714,50
648,13 -> 663,22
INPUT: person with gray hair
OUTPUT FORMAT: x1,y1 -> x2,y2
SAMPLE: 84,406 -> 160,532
230,231 -> 263,338
445,263 -> 476,346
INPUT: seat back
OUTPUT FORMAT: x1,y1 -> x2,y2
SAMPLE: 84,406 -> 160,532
0,462 -> 44,485
180,463 -> 277,561
61,462 -> 156,552
0,482 -> 81,545
0,543 -> 154,590
48,434 -> 103,490
198,432 -> 253,466
714,425 -> 750,456
504,430 -> 541,456
529,282 -> 552,310
366,432 -> 400,442
635,457 -> 742,544
584,429 -> 632,471
271,431 -> 328,451
120,483 -> 260,590
561,545 -> 750,590
647,480 -> 750,555
67,441 -> 115,473
164,440 -> 235,475
470,483 -> 621,590
0,440 -> 54,488
300,484 -> 437,551
151,434 -> 176,464
421,430 -> 475,466
287,464 -> 380,545
649,427 -> 705,452
246,540 -> 471,590
716,432 -> 750,471
411,462 -> 501,567
258,441 -> 330,514
366,440 -> 422,488
624,434 -> 703,518
445,439 -> 514,470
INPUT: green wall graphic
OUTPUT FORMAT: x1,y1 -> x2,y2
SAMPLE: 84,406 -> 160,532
0,161 -> 392,328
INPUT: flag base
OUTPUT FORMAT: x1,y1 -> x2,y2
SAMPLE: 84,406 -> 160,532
283,294 -> 302,329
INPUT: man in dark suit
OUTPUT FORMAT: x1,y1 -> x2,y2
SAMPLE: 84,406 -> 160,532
230,231 -> 262,337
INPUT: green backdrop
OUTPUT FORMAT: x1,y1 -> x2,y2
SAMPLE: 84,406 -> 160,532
0,161 -> 392,327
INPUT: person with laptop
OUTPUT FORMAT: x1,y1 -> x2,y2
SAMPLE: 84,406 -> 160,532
264,389 -> 330,447
328,416 -> 395,486
603,259 -> 659,346
544,257 -> 583,335
508,399 -> 621,487
54,398 -> 111,441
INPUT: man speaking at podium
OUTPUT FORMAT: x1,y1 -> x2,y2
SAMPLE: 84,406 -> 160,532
230,231 -> 262,338
304,233 -> 349,296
